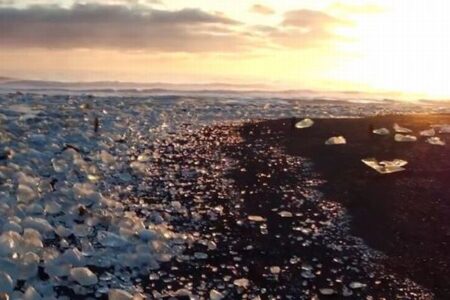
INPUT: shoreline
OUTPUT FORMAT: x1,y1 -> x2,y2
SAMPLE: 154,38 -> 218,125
142,114 -> 446,299
238,114 -> 450,298
1,90 -> 448,299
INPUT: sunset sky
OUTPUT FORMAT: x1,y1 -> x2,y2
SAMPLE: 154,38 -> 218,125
1,0 -> 449,98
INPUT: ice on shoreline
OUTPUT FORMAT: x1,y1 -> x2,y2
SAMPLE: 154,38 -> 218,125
0,91 -> 447,298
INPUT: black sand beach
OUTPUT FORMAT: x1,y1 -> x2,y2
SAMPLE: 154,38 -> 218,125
139,114 -> 449,299
237,114 -> 450,298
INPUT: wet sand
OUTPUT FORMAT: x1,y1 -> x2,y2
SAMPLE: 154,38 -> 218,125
238,114 -> 450,298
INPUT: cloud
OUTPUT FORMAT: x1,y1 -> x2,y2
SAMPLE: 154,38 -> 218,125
282,9 -> 348,28
268,9 -> 350,48
0,3 -> 254,52
250,4 -> 274,15
0,4 -> 352,52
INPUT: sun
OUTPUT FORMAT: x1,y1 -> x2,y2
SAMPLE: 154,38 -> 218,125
331,0 -> 450,99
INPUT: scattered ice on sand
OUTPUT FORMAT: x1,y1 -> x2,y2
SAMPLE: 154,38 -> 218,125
70,267 -> 98,286
295,118 -> 314,129
361,158 -> 408,174
372,128 -> 390,135
393,123 -> 413,133
0,92 -> 443,299
248,215 -> 266,222
209,289 -> 225,300
427,137 -> 446,146
394,134 -> 417,142
420,129 -> 435,137
325,136 -> 346,145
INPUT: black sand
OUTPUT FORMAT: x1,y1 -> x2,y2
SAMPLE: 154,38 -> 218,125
238,114 -> 450,298
141,115 -> 450,299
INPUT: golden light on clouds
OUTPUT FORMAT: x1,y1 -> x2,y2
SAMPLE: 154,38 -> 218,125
0,0 -> 449,99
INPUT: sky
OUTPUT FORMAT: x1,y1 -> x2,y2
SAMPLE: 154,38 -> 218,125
0,0 -> 449,99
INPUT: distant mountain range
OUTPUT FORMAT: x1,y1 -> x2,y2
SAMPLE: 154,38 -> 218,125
0,77 -> 276,92
0,76 -> 439,102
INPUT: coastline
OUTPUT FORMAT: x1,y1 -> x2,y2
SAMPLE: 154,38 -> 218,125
237,114 -> 450,298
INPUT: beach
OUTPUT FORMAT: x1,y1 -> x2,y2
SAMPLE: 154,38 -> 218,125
3,1 -> 450,298
140,114 -> 449,299
234,114 -> 450,298
0,93 -> 449,299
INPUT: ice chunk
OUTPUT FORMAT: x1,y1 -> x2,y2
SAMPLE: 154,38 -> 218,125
52,158 -> 70,173
55,225 -> 72,238
372,128 -> 390,135
248,215 -> 266,222
130,161 -> 146,175
295,118 -> 314,129
70,267 -> 98,286
22,229 -> 43,252
270,266 -> 281,274
17,184 -> 37,203
393,123 -> 412,133
100,150 -> 115,165
394,134 -> 417,142
23,286 -> 42,300
73,183 -> 102,205
319,288 -> 335,295
25,203 -> 44,215
207,241 -> 217,250
59,248 -> 85,266
209,289 -> 225,300
138,229 -> 158,242
194,252 -> 208,259
17,252 -> 40,279
325,136 -> 346,145
0,231 -> 21,256
0,271 -> 14,293
22,217 -> 53,235
108,289 -> 133,300
349,282 -> 367,289
420,128 -> 435,137
73,224 -> 91,238
362,158 -> 407,174
2,221 -> 22,234
97,231 -> 129,248
45,261 -> 72,277
233,278 -> 249,288
44,202 -> 62,215
278,211 -> 293,218
427,137 -> 445,146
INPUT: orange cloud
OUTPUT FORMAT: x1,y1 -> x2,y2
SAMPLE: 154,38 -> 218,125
267,9 -> 351,48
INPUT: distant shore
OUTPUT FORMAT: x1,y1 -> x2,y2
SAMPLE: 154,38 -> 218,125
237,114 -> 450,298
